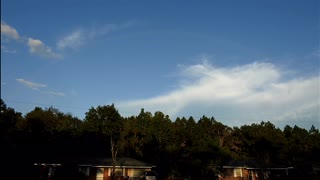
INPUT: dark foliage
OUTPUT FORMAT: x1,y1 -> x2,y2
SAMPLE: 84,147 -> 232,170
1,99 -> 319,179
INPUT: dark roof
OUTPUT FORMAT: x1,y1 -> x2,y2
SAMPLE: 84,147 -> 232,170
222,160 -> 293,169
223,160 -> 260,168
34,157 -> 155,168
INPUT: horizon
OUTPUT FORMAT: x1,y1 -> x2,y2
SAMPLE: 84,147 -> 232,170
2,99 -> 319,131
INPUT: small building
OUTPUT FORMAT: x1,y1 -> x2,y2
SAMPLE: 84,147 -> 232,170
218,160 -> 293,180
34,157 -> 156,180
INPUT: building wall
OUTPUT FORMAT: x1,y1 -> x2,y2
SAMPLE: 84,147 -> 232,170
219,168 -> 255,180
127,168 -> 151,178
219,168 -> 265,180
94,167 -> 152,179
34,165 -> 152,180
222,169 -> 234,177
219,177 -> 243,180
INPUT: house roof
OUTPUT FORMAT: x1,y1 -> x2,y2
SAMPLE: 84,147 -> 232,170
34,157 -> 155,168
222,160 -> 259,169
222,160 -> 293,170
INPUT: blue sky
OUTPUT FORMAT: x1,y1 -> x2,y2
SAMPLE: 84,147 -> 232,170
1,0 -> 319,129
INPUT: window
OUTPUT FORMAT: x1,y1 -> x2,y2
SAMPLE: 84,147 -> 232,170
133,169 -> 144,177
115,168 -> 123,176
234,168 -> 242,177
96,168 -> 104,178
78,167 -> 90,176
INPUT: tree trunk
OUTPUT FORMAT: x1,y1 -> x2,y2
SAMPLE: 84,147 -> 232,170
111,136 -> 118,177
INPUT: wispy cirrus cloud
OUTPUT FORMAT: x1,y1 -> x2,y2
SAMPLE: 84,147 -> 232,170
57,30 -> 84,50
118,59 -> 320,128
16,78 -> 47,90
2,20 -> 133,57
16,78 -> 65,97
57,21 -> 134,50
1,20 -> 61,59
27,38 -> 62,59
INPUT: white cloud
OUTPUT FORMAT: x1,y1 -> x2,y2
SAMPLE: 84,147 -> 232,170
118,61 -> 320,127
57,21 -> 134,50
16,78 -> 66,97
57,30 -> 84,49
27,38 -> 62,59
1,21 -> 20,40
1,20 -> 61,59
16,78 -> 47,90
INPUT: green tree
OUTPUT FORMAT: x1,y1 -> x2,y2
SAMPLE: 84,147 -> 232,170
0,99 -> 22,136
238,121 -> 285,166
152,111 -> 173,147
283,125 -> 320,171
0,100 -> 30,178
84,104 -> 123,177
123,108 -> 153,157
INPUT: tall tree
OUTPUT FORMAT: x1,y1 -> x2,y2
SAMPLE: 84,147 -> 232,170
238,121 -> 285,166
84,104 -> 123,177
123,108 -> 153,157
0,99 -> 22,136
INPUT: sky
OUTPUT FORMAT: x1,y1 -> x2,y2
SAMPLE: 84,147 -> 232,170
1,0 -> 319,129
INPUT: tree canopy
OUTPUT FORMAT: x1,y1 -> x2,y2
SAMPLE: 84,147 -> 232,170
1,99 -> 319,179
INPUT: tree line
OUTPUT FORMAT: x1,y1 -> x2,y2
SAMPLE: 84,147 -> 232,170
1,99 -> 319,178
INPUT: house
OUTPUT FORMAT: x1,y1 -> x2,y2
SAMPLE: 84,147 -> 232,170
218,160 -> 293,180
33,157 -> 156,180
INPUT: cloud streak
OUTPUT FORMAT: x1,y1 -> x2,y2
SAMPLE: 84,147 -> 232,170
27,38 -> 62,59
16,78 -> 47,90
118,61 -> 319,127
57,30 -> 84,50
2,20 -> 133,58
16,78 -> 65,97
57,21 -> 134,50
